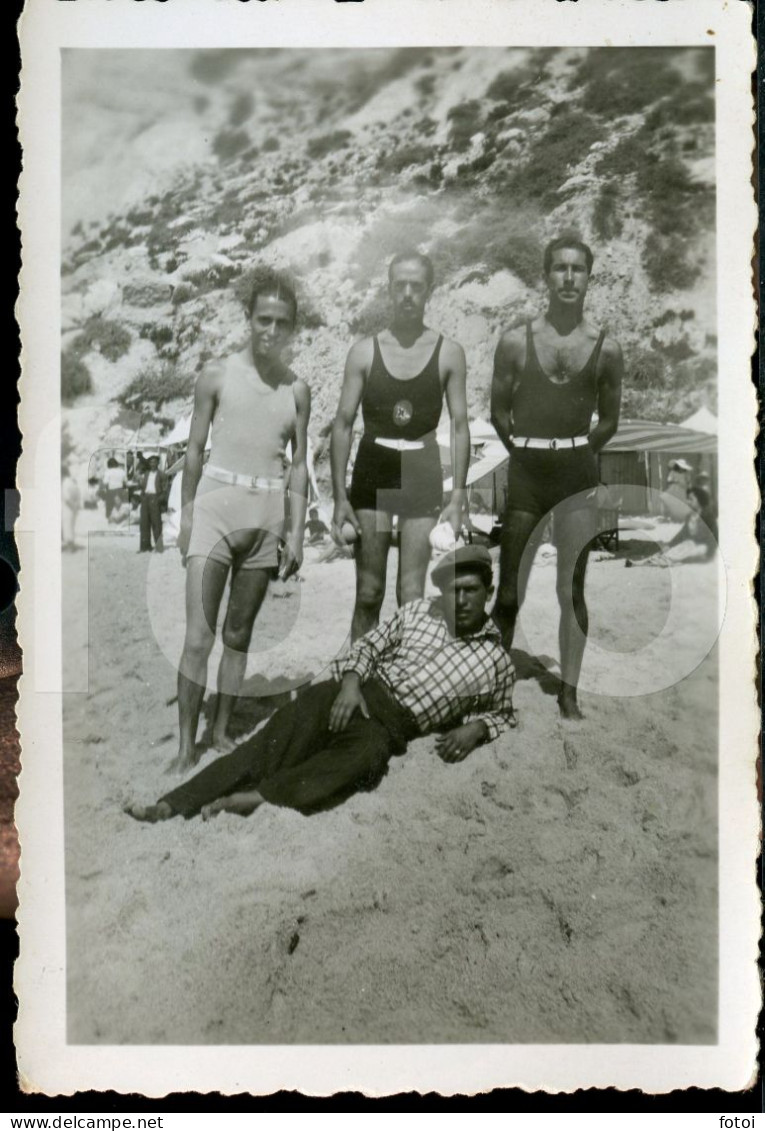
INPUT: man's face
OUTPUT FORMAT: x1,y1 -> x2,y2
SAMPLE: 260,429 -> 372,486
440,570 -> 491,636
148,459 -> 159,470
250,294 -> 295,361
389,260 -> 431,325
546,247 -> 590,306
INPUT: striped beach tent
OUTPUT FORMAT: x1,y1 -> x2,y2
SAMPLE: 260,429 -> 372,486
606,418 -> 717,453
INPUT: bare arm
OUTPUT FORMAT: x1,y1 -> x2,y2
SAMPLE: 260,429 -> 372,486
588,338 -> 623,454
178,365 -> 220,561
441,340 -> 469,533
490,331 -> 523,456
330,338 -> 371,538
281,378 -> 311,579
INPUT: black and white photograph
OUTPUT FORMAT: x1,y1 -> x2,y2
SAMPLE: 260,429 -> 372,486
15,0 -> 758,1097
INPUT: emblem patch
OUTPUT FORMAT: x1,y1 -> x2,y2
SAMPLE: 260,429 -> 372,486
392,399 -> 413,427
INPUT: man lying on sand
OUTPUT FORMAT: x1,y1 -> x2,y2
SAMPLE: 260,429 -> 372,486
126,545 -> 516,824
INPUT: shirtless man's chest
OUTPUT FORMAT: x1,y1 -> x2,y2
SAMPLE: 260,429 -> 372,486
527,319 -> 602,386
375,328 -> 441,381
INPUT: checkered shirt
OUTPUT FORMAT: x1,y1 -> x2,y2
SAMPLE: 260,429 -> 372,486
332,599 -> 516,742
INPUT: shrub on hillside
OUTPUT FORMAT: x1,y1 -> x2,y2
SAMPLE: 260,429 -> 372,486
642,232 -> 701,293
307,130 -> 352,160
262,136 -> 280,152
430,212 -> 541,286
592,182 -> 623,241
446,100 -> 483,151
575,48 -> 679,120
377,143 -> 436,175
228,91 -> 255,128
71,316 -> 132,363
349,200 -> 443,285
510,111 -> 604,206
212,128 -> 250,162
349,289 -> 389,336
61,350 -> 93,404
117,363 -> 194,412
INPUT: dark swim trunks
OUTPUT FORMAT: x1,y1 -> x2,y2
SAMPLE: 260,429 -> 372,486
349,436 -> 443,518
505,445 -> 599,519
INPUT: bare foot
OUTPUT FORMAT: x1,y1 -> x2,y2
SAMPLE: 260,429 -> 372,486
166,748 -> 200,775
211,733 -> 237,755
124,801 -> 174,823
558,688 -> 584,721
200,790 -> 265,821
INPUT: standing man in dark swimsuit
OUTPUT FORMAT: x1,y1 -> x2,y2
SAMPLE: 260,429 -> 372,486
331,251 -> 470,641
490,234 -> 623,719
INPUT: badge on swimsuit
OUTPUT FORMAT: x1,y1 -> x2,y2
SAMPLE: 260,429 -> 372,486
392,399 -> 413,427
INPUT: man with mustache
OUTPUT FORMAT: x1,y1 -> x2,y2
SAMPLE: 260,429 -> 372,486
331,251 -> 470,641
490,234 -> 623,719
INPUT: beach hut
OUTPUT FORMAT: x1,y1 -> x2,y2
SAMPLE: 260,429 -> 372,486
600,418 -> 717,515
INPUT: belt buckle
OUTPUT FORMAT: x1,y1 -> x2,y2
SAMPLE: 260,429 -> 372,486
549,438 -> 558,451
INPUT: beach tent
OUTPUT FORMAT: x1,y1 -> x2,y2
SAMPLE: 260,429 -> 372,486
161,414 -> 210,449
680,406 -> 717,435
443,440 -> 509,520
600,418 -> 717,515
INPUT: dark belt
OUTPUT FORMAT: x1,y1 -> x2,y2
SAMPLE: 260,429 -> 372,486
360,677 -> 420,748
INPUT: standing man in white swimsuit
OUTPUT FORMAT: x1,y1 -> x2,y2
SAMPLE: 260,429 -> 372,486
173,268 -> 311,772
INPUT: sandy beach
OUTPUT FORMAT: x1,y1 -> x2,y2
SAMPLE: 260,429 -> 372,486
62,528 -> 718,1045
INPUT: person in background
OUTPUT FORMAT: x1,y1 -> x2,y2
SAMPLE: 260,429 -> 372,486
137,455 -> 167,554
626,486 -> 718,567
61,464 -> 82,552
102,457 -> 127,522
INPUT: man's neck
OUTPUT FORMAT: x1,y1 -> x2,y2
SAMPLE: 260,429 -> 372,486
545,302 -> 585,337
388,319 -> 427,349
249,348 -> 282,387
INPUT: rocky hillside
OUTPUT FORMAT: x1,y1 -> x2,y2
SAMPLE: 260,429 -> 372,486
61,47 -> 716,479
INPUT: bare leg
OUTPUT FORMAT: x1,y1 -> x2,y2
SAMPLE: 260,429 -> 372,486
171,556 -> 229,773
201,789 -> 265,820
397,514 -> 438,605
555,507 -> 598,720
212,566 -> 271,751
493,509 -> 544,652
350,509 -> 392,641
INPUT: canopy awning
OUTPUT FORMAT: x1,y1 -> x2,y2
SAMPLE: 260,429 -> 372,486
679,406 -> 717,435
605,419 -> 717,454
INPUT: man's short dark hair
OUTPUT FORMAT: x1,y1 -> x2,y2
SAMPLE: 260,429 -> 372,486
388,250 -> 435,290
244,267 -> 298,325
543,234 -> 594,276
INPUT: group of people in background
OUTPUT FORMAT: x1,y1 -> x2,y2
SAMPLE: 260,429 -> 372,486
128,231 -> 637,827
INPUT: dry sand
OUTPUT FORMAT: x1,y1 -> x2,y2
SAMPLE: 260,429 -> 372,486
62,529 -> 718,1044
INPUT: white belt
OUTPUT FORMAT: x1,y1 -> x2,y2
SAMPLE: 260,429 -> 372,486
511,436 -> 591,451
203,464 -> 284,491
374,437 -> 426,452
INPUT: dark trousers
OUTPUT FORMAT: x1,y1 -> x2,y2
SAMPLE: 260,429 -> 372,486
161,679 -> 418,817
139,494 -> 163,551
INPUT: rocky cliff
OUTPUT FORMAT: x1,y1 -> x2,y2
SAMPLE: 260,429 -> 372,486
61,46 -> 716,476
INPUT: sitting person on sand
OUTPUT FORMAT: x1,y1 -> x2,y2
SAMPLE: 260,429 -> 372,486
125,545 -> 516,824
626,487 -> 718,567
